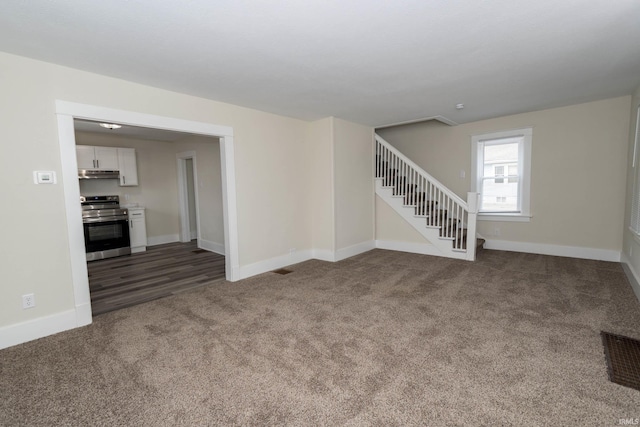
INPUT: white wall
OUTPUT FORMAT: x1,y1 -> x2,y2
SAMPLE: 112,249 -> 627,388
307,117 -> 335,254
0,51 -> 312,335
377,96 -> 631,259
305,117 -> 376,260
333,118 -> 375,254
375,196 -> 430,244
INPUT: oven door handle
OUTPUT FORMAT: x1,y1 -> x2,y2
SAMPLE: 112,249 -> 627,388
82,217 -> 129,224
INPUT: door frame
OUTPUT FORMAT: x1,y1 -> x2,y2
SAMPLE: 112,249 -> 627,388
176,151 -> 201,244
56,100 -> 240,327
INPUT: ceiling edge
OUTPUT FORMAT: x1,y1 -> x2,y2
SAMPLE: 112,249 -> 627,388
375,115 -> 458,130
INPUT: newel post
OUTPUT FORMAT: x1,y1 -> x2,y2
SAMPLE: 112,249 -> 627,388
466,192 -> 479,261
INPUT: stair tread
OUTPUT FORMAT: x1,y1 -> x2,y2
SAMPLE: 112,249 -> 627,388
376,151 -> 483,258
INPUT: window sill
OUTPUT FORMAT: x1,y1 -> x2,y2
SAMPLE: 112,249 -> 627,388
478,213 -> 531,223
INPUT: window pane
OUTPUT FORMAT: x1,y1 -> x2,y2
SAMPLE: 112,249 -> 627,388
480,139 -> 521,212
484,142 -> 518,164
480,177 -> 518,211
494,165 -> 504,183
508,164 -> 518,183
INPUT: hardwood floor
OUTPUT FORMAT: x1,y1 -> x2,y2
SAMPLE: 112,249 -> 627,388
88,241 -> 225,315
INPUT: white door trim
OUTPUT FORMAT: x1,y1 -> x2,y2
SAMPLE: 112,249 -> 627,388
176,151 -> 201,244
55,100 -> 240,327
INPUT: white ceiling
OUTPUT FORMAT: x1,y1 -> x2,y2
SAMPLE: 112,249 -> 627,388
1,0 -> 639,127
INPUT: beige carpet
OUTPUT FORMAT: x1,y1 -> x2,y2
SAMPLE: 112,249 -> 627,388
1,249 -> 640,426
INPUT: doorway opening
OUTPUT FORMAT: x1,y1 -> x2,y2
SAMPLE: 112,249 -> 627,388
56,100 -> 239,327
177,152 -> 201,244
185,158 -> 199,241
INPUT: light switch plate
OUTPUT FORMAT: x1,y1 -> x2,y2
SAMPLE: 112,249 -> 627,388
33,171 -> 57,184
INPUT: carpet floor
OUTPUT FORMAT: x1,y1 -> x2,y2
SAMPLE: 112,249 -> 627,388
1,249 -> 640,426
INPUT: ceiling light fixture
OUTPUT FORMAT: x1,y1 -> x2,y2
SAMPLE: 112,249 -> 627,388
455,103 -> 465,110
99,123 -> 122,130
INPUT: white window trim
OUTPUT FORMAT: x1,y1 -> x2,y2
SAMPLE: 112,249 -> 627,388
471,127 -> 532,222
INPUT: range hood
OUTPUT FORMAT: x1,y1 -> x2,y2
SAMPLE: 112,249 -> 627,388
78,169 -> 120,180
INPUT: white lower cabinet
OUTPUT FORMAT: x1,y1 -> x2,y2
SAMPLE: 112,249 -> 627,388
128,207 -> 147,253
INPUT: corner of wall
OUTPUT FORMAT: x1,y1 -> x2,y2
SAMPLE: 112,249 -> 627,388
621,253 -> 640,303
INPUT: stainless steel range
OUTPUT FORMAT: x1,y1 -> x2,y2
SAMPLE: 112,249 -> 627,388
81,195 -> 131,261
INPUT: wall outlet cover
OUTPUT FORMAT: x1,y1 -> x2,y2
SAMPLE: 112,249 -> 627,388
22,293 -> 36,309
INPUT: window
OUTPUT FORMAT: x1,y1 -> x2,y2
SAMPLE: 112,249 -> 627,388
471,128 -> 532,222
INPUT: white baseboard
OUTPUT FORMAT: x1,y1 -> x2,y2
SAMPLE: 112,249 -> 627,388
375,240 -> 442,256
312,249 -> 336,262
147,234 -> 179,247
0,309 -> 81,350
75,302 -> 93,327
483,239 -> 621,262
620,253 -> 640,303
237,241 -> 376,280
335,240 -> 375,261
238,249 -> 314,280
199,239 -> 225,255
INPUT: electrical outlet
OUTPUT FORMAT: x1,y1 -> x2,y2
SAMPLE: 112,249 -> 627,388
22,293 -> 36,309
289,248 -> 296,256
494,227 -> 501,237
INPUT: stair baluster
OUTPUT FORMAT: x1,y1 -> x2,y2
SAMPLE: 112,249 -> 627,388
374,134 -> 481,260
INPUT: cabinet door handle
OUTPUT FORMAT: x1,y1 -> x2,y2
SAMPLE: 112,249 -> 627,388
130,221 -> 133,229
122,176 -> 126,185
93,159 -> 96,168
96,159 -> 100,168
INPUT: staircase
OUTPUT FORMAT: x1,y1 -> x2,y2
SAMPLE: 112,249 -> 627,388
375,134 -> 484,261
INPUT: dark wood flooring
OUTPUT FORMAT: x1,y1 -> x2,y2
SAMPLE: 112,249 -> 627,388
88,241 -> 226,315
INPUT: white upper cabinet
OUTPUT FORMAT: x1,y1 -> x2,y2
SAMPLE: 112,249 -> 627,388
117,148 -> 138,186
76,145 -> 139,186
76,145 -> 119,170
76,145 -> 96,170
94,146 -> 119,170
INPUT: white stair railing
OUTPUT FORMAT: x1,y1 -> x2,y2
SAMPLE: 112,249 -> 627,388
375,134 -> 478,260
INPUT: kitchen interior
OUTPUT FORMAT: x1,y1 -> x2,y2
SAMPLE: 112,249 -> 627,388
75,119 -> 226,315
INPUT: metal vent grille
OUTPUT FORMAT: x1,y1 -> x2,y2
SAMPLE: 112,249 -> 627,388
601,331 -> 640,392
